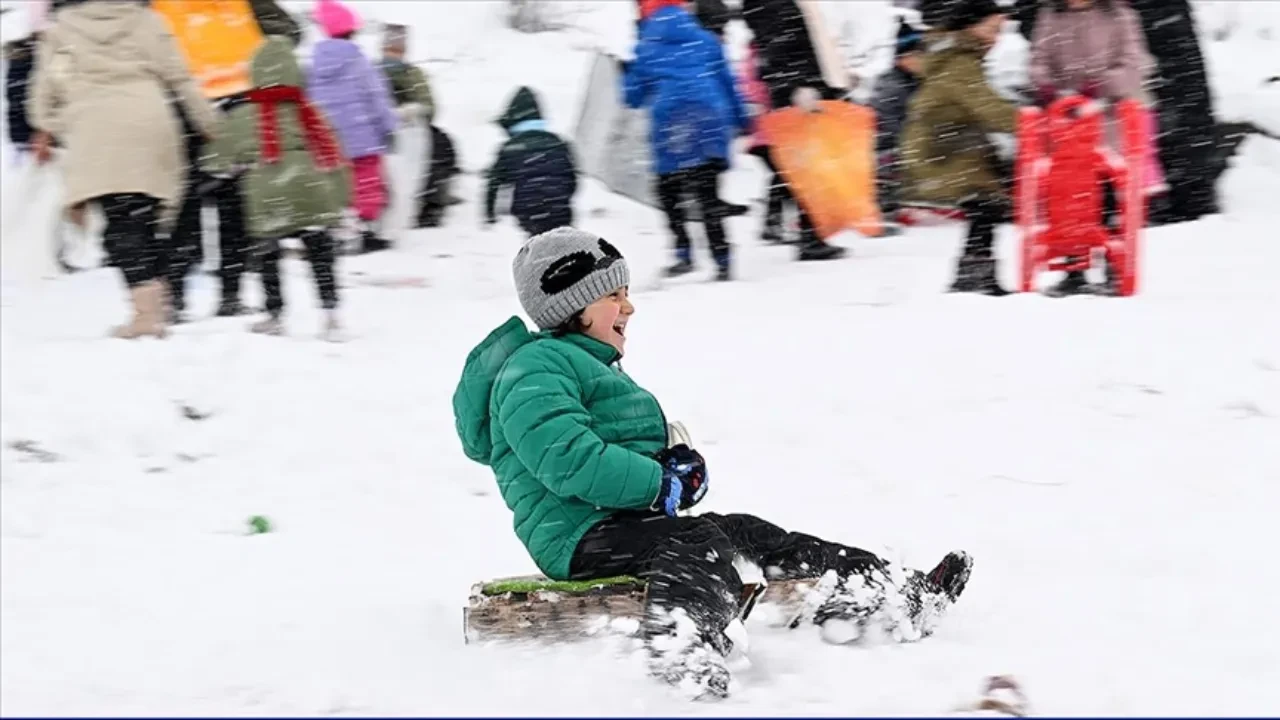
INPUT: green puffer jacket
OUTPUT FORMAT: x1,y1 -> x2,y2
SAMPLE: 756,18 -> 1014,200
900,32 -> 1017,207
453,317 -> 668,580
200,37 -> 351,240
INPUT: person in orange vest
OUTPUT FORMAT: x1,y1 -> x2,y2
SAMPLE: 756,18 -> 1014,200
150,0 -> 301,321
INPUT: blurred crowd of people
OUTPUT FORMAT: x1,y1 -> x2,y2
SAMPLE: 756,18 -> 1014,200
1,0 -> 1230,338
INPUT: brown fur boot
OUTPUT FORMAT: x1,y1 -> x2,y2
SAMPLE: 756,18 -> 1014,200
111,280 -> 168,339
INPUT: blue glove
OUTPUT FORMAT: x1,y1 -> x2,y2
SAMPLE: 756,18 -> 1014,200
651,444 -> 709,517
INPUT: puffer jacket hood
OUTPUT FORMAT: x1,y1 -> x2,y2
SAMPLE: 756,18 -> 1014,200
309,37 -> 363,83
639,4 -> 714,55
250,35 -> 302,88
453,316 -> 536,463
58,1 -> 146,45
497,86 -> 544,133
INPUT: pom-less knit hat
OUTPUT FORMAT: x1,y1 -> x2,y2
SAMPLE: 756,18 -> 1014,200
314,0 -> 359,38
513,227 -> 631,330
895,18 -> 924,55
944,0 -> 1005,32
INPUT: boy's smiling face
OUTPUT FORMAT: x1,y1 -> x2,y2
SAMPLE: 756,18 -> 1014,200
580,288 -> 634,357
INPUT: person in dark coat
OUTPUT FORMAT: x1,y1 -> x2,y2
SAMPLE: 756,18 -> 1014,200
483,86 -> 578,238
740,0 -> 848,261
4,35 -> 38,154
869,19 -> 925,216
1125,0 -> 1220,223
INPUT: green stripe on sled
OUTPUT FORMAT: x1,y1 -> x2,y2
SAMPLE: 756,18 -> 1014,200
480,575 -> 645,596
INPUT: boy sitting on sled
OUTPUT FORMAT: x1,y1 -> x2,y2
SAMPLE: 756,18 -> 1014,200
452,227 -> 972,699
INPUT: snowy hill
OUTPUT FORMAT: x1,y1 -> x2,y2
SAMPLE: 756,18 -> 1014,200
2,1 -> 1280,715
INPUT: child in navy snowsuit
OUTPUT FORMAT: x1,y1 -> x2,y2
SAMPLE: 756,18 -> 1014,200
483,86 -> 578,238
624,0 -> 748,281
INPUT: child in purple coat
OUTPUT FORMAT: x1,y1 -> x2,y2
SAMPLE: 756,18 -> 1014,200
307,0 -> 399,252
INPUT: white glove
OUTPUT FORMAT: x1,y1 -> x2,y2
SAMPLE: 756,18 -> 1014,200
792,86 -> 821,113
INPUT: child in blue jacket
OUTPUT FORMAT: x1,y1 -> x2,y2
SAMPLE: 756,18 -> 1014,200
624,0 -> 748,281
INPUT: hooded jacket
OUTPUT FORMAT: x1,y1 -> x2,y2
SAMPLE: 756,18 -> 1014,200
899,31 -> 1016,206
28,0 -> 219,222
484,86 -> 577,231
623,4 -> 747,175
1028,2 -> 1150,102
306,37 -> 398,159
201,37 -> 351,239
452,317 -> 668,580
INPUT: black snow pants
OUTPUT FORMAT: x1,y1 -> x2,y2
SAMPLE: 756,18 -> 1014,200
569,511 -> 887,645
168,110 -> 250,311
754,147 -> 818,239
99,193 -> 164,287
656,162 -> 730,267
416,125 -> 459,228
257,230 -> 340,316
958,195 -> 1007,260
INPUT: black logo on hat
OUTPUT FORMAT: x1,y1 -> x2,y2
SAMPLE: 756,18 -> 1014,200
540,239 -> 622,295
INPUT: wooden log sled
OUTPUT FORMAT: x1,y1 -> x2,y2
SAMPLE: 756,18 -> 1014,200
464,574 -> 825,644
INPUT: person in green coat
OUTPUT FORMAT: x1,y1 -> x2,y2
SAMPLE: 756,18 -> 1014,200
900,0 -> 1016,296
201,36 -> 353,341
378,23 -> 460,227
452,226 -> 974,699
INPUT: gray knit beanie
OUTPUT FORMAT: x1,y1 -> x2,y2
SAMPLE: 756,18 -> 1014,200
512,227 -> 631,330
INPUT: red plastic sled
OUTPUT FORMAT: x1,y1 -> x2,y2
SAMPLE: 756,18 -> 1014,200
1015,96 -> 1145,296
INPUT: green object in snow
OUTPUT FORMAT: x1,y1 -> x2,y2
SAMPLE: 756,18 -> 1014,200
247,515 -> 272,534
480,575 -> 645,597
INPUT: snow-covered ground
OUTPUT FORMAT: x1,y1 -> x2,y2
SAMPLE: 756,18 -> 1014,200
3,1 -> 1280,715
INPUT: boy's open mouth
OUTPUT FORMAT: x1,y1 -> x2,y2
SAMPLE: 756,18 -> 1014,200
612,321 -> 627,337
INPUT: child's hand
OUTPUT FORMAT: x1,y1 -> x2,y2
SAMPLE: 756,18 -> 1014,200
651,444 -> 708,517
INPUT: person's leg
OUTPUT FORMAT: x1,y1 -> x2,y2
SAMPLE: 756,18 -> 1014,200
352,155 -> 391,252
300,229 -> 339,312
251,237 -> 285,335
949,196 -> 1008,296
99,193 -> 167,338
301,228 -> 342,338
765,146 -> 847,261
167,178 -> 203,320
754,147 -> 788,244
690,163 -> 731,279
655,171 -> 695,276
701,512 -> 972,641
213,176 -> 249,315
570,512 -> 742,697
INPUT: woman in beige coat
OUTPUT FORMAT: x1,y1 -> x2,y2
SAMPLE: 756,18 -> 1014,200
28,0 -> 220,338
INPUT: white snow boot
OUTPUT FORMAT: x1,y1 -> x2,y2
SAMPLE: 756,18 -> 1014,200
643,607 -> 733,701
812,551 -> 973,645
250,313 -> 284,336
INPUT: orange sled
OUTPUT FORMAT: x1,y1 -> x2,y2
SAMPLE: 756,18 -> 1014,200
758,101 -> 883,240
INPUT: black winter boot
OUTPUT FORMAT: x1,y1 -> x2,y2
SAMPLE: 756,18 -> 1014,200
1044,267 -> 1090,297
215,298 -> 248,316
798,239 -> 847,261
361,230 -> 391,254
948,257 -> 1009,296
713,250 -> 731,282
